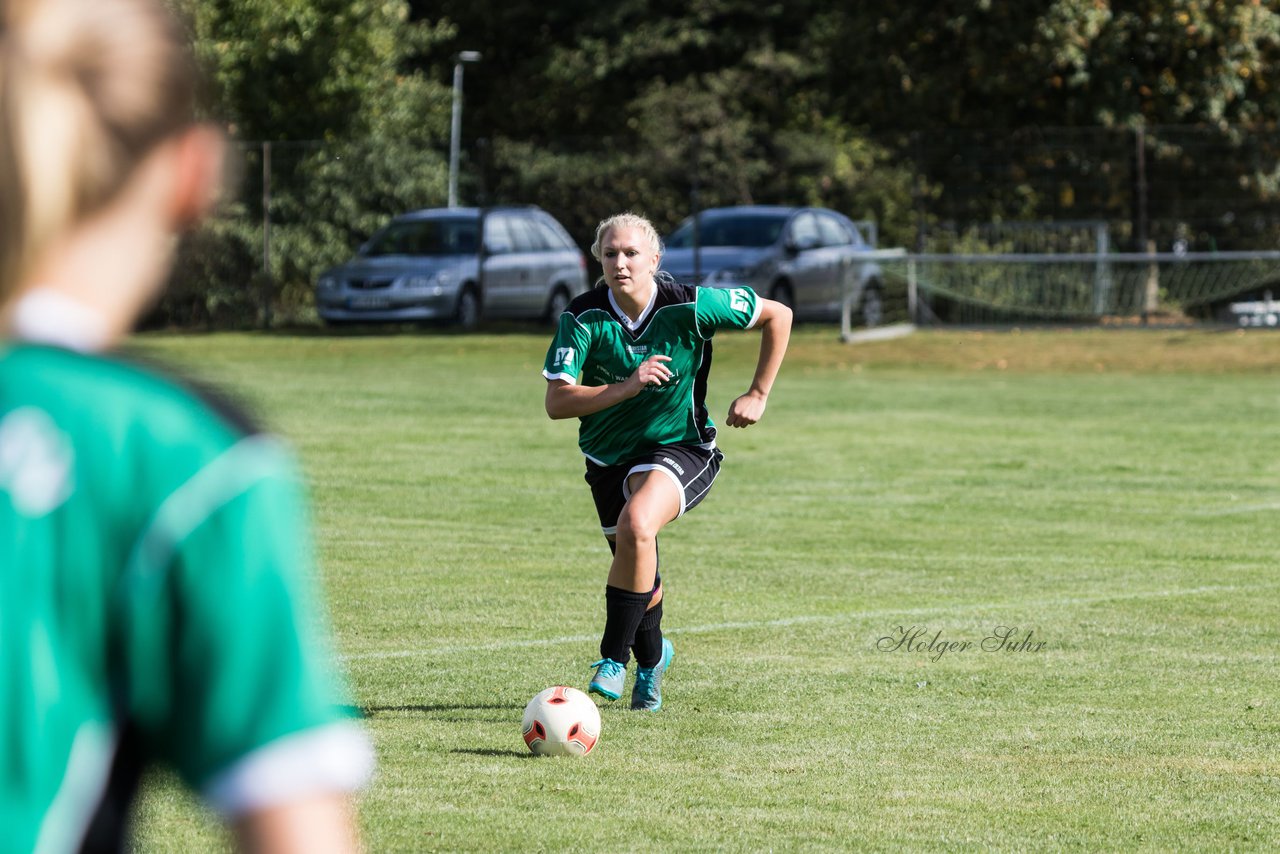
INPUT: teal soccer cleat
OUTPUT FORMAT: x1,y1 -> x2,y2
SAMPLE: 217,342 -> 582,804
588,657 -> 626,700
630,639 -> 673,711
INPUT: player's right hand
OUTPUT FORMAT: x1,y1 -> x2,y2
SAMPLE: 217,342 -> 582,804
630,354 -> 673,391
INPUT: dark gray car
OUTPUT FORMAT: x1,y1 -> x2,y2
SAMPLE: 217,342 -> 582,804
660,206 -> 885,326
315,206 -> 588,328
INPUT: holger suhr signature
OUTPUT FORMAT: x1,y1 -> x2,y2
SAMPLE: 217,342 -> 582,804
876,625 -> 1047,662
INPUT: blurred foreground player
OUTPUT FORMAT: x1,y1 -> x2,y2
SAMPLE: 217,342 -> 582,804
0,0 -> 373,850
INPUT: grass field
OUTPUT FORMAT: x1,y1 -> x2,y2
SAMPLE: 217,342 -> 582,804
126,327 -> 1280,852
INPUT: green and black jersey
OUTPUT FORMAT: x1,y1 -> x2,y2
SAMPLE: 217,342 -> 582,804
0,342 -> 372,852
543,278 -> 760,466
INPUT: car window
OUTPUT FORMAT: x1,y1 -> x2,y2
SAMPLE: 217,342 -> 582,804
363,219 -> 477,256
846,221 -> 870,248
817,213 -> 853,247
484,216 -> 515,254
789,212 -> 820,250
506,216 -> 544,252
452,221 -> 480,254
363,223 -> 409,256
666,213 -> 789,249
535,217 -> 573,251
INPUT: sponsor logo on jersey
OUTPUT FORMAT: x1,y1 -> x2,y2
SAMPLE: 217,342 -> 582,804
626,344 -> 649,356
555,347 -> 575,367
0,407 -> 74,516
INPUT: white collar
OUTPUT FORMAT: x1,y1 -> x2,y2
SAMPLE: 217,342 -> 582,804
9,289 -> 112,353
608,285 -> 657,332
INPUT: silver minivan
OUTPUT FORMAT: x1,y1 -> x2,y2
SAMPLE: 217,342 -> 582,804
315,206 -> 588,328
660,206 -> 886,326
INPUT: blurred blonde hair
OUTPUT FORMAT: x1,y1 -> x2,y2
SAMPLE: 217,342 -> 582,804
0,0 -> 197,294
590,212 -> 663,260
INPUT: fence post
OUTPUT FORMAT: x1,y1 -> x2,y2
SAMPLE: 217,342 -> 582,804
690,131 -> 702,284
1092,221 -> 1111,316
261,140 -> 273,329
908,256 -> 918,323
911,131 -> 927,252
1133,124 -> 1149,252
1143,239 -> 1159,322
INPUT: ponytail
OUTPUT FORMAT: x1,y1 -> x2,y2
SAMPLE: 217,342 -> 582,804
0,0 -> 197,296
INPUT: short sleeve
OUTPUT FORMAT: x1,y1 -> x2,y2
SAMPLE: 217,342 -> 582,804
120,437 -> 372,811
695,286 -> 761,336
543,311 -> 591,384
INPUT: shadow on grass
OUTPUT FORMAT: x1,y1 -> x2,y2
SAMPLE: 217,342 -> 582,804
361,703 -> 515,717
450,747 -> 536,759
357,705 -> 536,759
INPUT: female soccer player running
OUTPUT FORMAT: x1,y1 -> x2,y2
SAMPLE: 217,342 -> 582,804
543,212 -> 791,711
0,1 -> 372,850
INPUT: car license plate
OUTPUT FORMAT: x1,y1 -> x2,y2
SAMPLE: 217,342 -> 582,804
349,295 -> 391,310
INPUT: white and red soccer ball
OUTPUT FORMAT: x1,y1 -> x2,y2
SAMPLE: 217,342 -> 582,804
521,686 -> 601,756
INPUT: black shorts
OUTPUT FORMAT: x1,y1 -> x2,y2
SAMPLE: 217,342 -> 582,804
584,445 -> 724,536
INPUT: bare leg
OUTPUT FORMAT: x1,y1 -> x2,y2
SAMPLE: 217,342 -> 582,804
607,533 -> 664,610
590,469 -> 680,685
609,470 -> 680,594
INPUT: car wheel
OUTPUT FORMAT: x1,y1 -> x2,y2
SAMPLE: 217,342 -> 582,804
860,285 -> 884,328
455,287 -> 480,331
546,287 -> 571,325
770,282 -> 795,310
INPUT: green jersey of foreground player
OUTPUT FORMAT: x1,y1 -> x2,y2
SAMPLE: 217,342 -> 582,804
0,0 -> 372,851
543,212 -> 792,711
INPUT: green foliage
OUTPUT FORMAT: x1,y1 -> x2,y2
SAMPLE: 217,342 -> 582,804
779,121 -> 921,249
263,133 -> 450,317
816,2 -> 1063,130
1039,0 -> 1280,128
469,0 -> 922,247
162,0 -> 453,324
156,213 -> 261,329
178,0 -> 448,140
816,0 -> 1280,131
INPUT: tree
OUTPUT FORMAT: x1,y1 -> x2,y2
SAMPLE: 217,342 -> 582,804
160,0 -> 455,323
815,0 -> 1280,131
419,0 -> 919,247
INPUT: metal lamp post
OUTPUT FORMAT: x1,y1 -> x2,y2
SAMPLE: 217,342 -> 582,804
448,50 -> 482,208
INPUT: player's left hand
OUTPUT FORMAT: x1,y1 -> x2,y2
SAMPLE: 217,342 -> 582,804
726,391 -> 767,428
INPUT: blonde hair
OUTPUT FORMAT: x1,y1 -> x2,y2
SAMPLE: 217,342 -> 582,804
590,212 -> 663,261
0,0 -> 197,294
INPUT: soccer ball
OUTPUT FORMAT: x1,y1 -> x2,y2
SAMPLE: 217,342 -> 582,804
521,686 -> 601,757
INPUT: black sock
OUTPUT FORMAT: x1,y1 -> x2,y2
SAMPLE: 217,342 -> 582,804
600,585 -> 651,664
632,601 -> 664,668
